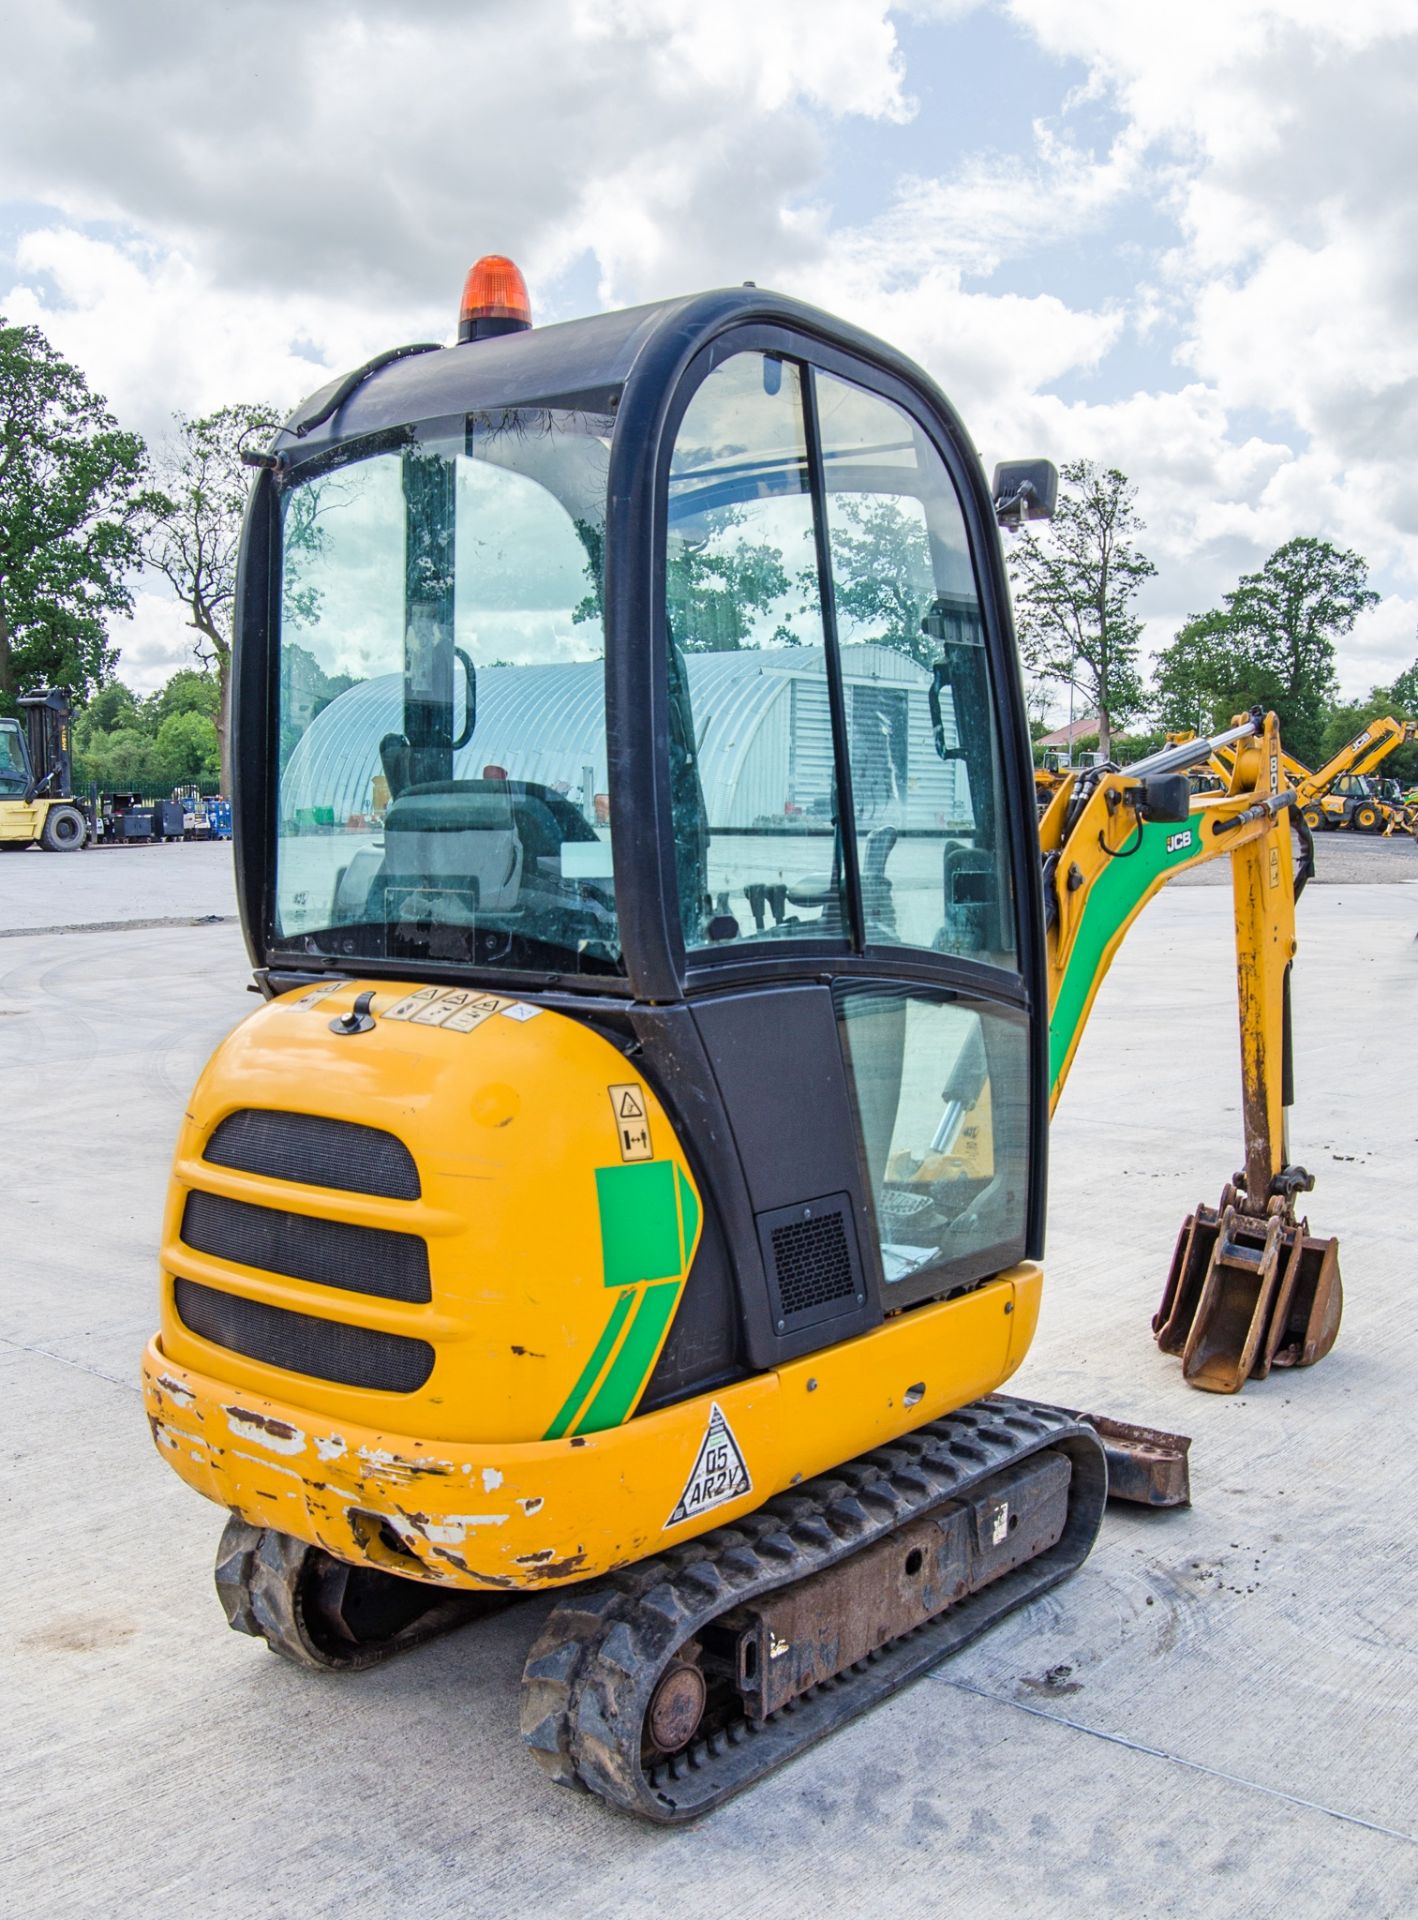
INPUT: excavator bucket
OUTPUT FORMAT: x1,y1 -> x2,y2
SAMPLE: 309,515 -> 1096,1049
1155,1201 -> 1342,1393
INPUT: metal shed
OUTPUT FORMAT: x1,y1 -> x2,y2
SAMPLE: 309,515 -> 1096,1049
280,643 -> 967,830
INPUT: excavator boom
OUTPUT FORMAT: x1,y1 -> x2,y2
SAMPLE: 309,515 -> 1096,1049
1040,713 -> 1341,1390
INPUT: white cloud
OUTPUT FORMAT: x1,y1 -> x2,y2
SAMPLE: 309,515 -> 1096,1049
5,226 -> 407,440
5,0 -> 1418,699
119,591 -> 207,698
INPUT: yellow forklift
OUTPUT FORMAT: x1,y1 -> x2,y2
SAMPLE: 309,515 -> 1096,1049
143,262 -> 1341,1820
0,687 -> 89,850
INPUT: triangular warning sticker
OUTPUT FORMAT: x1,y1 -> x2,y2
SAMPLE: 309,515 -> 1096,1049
665,1401 -> 751,1528
618,1089 -> 645,1119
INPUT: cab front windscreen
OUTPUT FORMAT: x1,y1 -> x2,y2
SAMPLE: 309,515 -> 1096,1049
0,721 -> 27,795
273,406 -> 620,976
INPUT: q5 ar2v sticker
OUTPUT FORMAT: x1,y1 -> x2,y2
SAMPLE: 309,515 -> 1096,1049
665,1401 -> 751,1528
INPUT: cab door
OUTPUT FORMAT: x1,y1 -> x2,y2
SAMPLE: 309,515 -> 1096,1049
652,335 -> 1040,1362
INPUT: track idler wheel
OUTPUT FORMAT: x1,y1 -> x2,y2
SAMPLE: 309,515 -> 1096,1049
215,1517 -> 502,1671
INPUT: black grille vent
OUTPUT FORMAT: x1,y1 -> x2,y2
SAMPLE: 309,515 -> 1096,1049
181,1190 -> 431,1304
757,1193 -> 863,1332
173,1278 -> 433,1393
203,1109 -> 420,1201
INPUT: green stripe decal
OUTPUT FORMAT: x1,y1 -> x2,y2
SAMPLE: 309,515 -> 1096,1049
543,1289 -> 636,1441
1049,819 -> 1203,1098
574,1282 -> 681,1434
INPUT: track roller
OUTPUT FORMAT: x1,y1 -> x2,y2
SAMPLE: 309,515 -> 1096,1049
215,1517 -> 505,1671
520,1396 -> 1107,1823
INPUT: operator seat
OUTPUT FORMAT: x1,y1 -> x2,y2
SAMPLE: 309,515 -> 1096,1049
938,843 -> 995,955
377,776 -> 603,917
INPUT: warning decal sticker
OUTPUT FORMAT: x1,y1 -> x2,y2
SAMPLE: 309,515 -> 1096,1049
607,1082 -> 653,1162
665,1401 -> 751,1529
380,987 -> 514,1031
289,981 -> 341,1011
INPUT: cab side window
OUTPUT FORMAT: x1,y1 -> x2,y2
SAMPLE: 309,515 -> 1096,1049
666,353 -> 846,951
815,372 -> 1017,969
836,983 -> 1030,1295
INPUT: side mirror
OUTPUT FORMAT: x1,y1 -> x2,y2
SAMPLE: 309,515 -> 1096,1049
992,459 -> 1058,526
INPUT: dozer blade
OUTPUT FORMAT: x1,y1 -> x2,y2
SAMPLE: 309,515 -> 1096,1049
1154,1201 -> 1342,1393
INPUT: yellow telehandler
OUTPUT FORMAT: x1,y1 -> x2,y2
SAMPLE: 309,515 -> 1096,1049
1210,714 -> 1417,836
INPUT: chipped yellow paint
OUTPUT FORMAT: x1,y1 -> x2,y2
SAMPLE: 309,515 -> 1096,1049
142,1264 -> 1038,1590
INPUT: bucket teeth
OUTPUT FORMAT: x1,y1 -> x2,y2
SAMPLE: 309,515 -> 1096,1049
1156,1197 -> 1342,1393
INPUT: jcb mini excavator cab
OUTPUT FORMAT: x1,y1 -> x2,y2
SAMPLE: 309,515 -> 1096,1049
143,263 -> 1335,1820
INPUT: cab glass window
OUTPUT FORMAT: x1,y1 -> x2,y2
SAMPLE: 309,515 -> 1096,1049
835,982 -> 1029,1297
0,721 -> 26,794
274,407 -> 620,975
816,372 -> 1017,969
665,352 -> 847,951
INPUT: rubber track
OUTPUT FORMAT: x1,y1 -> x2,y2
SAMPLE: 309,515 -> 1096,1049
215,1517 -> 495,1671
520,1395 -> 1107,1823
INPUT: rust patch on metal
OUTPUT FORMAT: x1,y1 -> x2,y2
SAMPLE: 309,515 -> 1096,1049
226,1407 -> 300,1443
727,1452 -> 1071,1720
428,1548 -> 517,1588
515,1549 -> 588,1579
1071,1414 -> 1192,1507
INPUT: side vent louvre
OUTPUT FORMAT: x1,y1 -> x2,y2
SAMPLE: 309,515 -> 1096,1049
173,1278 -> 433,1393
756,1193 -> 864,1334
180,1190 -> 431,1304
203,1109 -> 420,1201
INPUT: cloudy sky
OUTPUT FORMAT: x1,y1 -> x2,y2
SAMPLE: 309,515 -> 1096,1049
3,0 -> 1416,702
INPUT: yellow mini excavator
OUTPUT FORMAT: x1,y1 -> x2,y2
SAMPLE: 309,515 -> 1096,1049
143,261 -> 1341,1821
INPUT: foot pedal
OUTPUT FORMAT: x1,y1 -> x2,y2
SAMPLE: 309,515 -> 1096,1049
1155,1199 -> 1342,1393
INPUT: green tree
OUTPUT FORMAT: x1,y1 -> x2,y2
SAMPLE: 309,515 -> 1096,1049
1223,538 -> 1376,763
83,679 -> 142,735
0,319 -> 147,709
1006,461 -> 1155,758
1153,540 -> 1377,762
140,403 -> 281,787
149,666 -> 220,726
80,724 -> 158,794
152,708 -> 221,787
1385,655 -> 1418,716
1153,609 -> 1284,735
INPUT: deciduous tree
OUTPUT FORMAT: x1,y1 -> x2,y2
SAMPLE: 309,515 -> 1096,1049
1223,538 -> 1376,762
1153,540 -> 1377,762
1006,461 -> 1155,758
0,319 -> 146,709
141,403 -> 281,788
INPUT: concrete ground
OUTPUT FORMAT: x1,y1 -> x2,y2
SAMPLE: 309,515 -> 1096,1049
2,836 -> 1415,1918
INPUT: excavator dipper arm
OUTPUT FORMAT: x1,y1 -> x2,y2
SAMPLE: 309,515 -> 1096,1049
1042,713 -> 1342,1392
